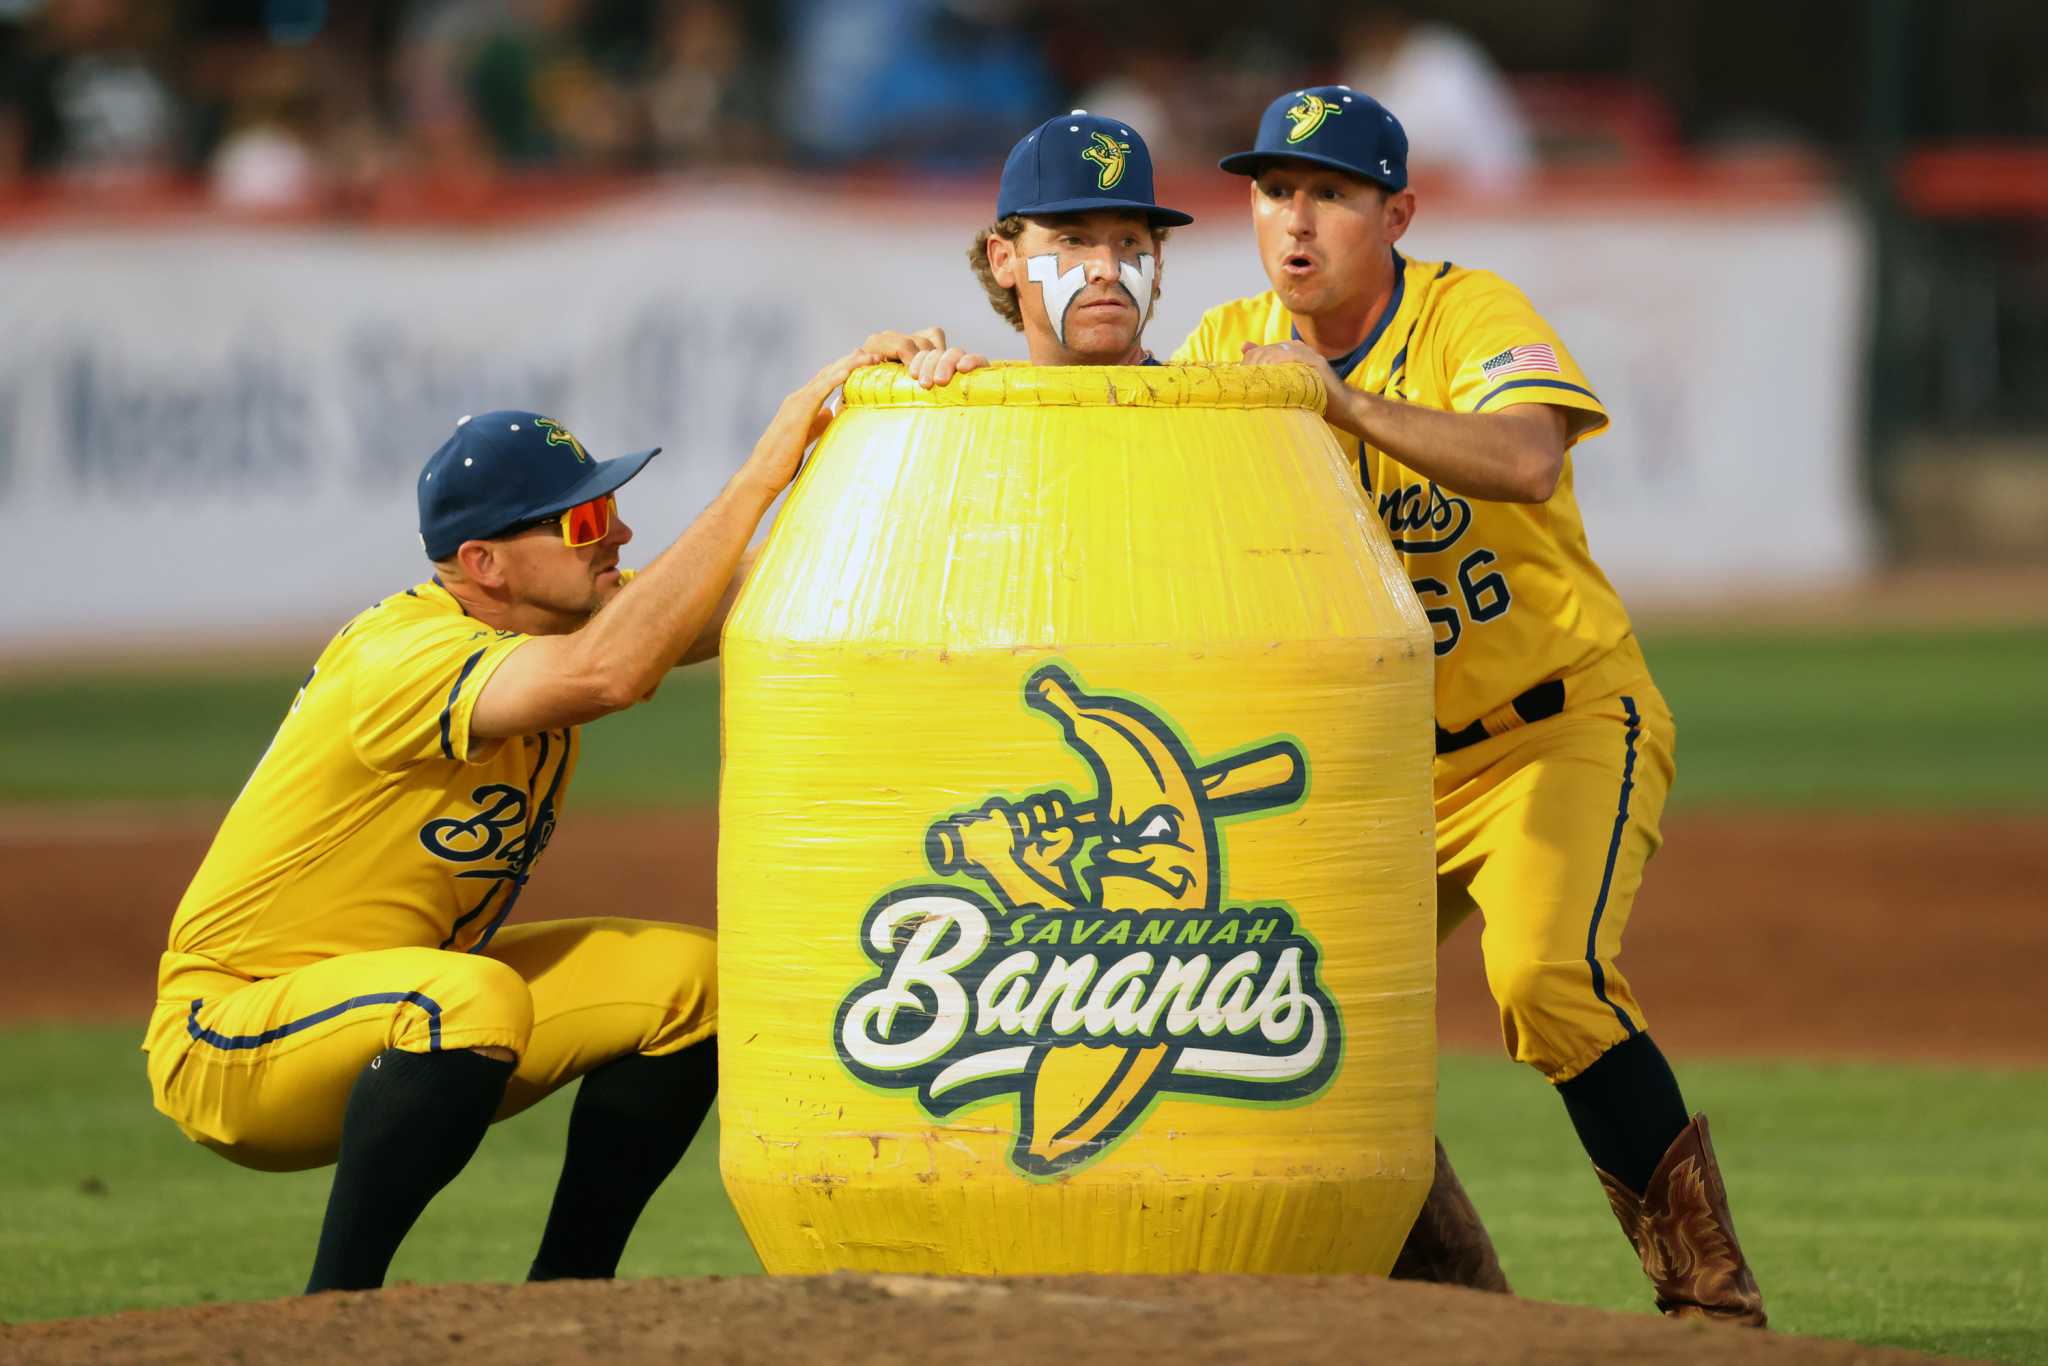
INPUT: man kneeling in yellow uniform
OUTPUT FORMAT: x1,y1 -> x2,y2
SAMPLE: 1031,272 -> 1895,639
144,351 -> 871,1293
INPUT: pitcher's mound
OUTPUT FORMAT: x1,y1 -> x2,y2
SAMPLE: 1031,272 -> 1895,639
2,1273 -> 1946,1365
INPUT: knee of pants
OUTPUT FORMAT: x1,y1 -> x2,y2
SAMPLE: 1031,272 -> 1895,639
424,952 -> 538,1056
480,917 -> 718,1068
578,918 -> 717,1053
158,951 -> 535,1172
1482,953 -> 1630,1081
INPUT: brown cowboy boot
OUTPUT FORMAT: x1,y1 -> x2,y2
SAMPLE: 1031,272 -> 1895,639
1596,1113 -> 1767,1326
1389,1138 -> 1512,1292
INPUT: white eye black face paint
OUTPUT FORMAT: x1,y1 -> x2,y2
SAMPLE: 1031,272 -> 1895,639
1025,253 -> 1088,348
1120,253 -> 1157,329
1026,251 -> 1158,347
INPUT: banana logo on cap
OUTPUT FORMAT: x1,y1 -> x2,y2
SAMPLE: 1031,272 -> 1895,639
534,416 -> 590,463
837,663 -> 1339,1177
1082,131 -> 1131,190
1285,92 -> 1343,143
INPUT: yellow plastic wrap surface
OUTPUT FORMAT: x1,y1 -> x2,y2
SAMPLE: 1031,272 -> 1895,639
718,362 -> 1436,1274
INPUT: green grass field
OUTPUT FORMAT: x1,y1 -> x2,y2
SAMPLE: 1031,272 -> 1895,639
3,624 -> 2043,1358
3,1027 -> 2042,1361
3,625 -> 2045,810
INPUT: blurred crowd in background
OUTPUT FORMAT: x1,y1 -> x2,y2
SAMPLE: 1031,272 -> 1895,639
2,0 -> 2044,563
3,0 -> 2045,211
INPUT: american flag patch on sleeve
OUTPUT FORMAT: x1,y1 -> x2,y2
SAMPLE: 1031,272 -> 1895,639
1479,344 -> 1560,379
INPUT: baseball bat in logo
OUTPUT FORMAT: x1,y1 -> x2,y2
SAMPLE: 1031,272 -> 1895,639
835,664 -> 1343,1177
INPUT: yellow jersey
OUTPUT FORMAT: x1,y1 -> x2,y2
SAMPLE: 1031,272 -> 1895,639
158,578 -> 578,988
1174,250 -> 1640,731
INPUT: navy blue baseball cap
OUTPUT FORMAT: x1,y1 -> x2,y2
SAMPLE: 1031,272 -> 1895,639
997,110 -> 1193,227
417,410 -> 659,560
1219,85 -> 1409,190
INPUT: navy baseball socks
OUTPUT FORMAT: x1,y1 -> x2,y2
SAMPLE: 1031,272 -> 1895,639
527,1039 -> 719,1282
1556,1032 -> 1690,1193
1560,1034 -> 1768,1326
301,1043 -> 718,1292
306,1047 -> 515,1294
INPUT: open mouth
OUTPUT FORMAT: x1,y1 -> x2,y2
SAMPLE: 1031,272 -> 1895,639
1282,252 -> 1317,274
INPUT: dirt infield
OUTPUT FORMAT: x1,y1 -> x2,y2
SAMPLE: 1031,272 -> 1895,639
0,1273 -> 1953,1366
8,805 -> 2043,1065
3,803 -> 2038,1363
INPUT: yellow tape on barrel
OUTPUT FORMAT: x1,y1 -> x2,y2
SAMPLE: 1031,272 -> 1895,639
718,362 -> 1435,1274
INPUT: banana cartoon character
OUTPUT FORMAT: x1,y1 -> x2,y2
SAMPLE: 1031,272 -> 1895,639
928,664 -> 1304,1172
532,416 -> 591,462
1081,131 -> 1131,190
1284,92 -> 1344,144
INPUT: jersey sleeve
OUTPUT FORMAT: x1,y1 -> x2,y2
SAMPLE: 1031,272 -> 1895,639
349,613 -> 531,770
1435,273 -> 1609,445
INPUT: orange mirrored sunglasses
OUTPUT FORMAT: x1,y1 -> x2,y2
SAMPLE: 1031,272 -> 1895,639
517,493 -> 615,548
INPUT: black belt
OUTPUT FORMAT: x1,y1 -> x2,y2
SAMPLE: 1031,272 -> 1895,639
1435,678 -> 1566,755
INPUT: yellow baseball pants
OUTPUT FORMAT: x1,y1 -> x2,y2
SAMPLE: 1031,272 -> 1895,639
142,917 -> 716,1172
1433,675 -> 1676,1083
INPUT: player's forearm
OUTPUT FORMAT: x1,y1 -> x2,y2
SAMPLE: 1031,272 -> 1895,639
567,476 -> 778,705
1329,388 -> 1563,503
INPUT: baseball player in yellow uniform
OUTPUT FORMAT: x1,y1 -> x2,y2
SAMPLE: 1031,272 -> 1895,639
143,351 -> 872,1293
1176,86 -> 1765,1324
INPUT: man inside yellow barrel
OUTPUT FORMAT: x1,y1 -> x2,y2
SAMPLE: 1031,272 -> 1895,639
870,110 -> 1193,377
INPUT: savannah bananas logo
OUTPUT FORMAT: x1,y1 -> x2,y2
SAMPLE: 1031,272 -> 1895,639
834,665 -> 1343,1177
534,416 -> 590,463
1285,93 -> 1343,143
1082,131 -> 1130,190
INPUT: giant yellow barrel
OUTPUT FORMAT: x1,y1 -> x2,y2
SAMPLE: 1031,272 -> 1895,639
717,363 -> 1435,1275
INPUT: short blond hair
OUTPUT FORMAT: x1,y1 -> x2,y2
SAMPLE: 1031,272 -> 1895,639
969,216 -> 1170,332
